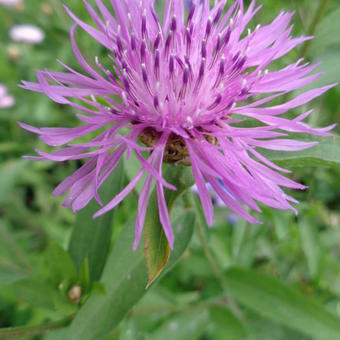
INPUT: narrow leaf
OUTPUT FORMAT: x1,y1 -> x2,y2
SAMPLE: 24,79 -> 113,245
147,310 -> 210,340
209,306 -> 247,340
68,161 -> 125,283
299,219 -> 321,278
225,268 -> 340,340
144,166 -> 194,286
66,210 -> 195,340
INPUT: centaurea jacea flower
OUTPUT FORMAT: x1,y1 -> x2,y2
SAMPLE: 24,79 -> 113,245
20,0 -> 335,250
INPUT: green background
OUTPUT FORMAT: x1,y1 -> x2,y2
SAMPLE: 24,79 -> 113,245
0,0 -> 340,339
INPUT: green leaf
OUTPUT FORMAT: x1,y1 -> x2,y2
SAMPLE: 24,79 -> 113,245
0,266 -> 28,285
310,49 -> 340,87
299,219 -> 321,278
11,279 -> 59,310
264,136 -> 340,168
0,160 -> 27,203
146,310 -> 210,340
247,315 -> 309,340
78,258 -> 90,293
310,8 -> 340,56
144,166 -> 194,287
48,244 -> 77,285
144,204 -> 171,289
225,268 -> 340,340
209,306 -> 247,340
165,211 -> 195,272
66,210 -> 195,340
68,161 -> 125,283
119,320 -> 142,340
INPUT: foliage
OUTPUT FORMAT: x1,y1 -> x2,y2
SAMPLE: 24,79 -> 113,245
0,0 -> 339,339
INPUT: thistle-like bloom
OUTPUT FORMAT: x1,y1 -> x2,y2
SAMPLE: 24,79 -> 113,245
20,0 -> 335,250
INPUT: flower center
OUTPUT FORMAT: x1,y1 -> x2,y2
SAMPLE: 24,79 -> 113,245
139,128 -> 191,166
139,127 -> 217,166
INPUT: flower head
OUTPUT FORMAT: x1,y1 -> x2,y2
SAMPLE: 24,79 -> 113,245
20,0 -> 335,250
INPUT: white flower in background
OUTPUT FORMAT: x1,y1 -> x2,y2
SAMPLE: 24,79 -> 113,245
0,0 -> 23,7
0,85 -> 15,109
9,24 -> 45,45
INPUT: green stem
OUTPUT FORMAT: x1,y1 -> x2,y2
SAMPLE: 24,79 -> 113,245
301,0 -> 329,58
0,316 -> 73,339
195,214 -> 225,283
192,196 -> 243,319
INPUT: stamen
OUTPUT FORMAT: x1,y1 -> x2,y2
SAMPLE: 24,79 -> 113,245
184,57 -> 193,82
213,55 -> 225,89
170,15 -> 177,32
154,32 -> 161,50
176,56 -> 184,70
116,37 -> 124,55
141,8 -> 147,39
141,63 -> 152,95
207,94 -> 222,111
130,33 -> 136,50
153,95 -> 159,110
205,17 -> 212,39
240,78 -> 249,96
213,7 -> 223,26
122,69 -> 130,92
201,39 -> 207,59
154,49 -> 160,80
232,52 -> 240,64
194,58 -> 205,93
216,33 -> 222,53
169,55 -> 175,76
140,40 -> 146,62
223,28 -> 231,47
187,5 -> 195,25
164,31 -> 172,58
141,63 -> 148,83
183,64 -> 189,85
185,27 -> 192,56
179,64 -> 189,99
235,56 -> 247,71
121,60 -> 128,72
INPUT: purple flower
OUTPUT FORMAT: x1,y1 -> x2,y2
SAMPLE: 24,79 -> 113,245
20,0 -> 335,250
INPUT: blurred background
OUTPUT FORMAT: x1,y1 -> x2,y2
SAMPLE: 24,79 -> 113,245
0,0 -> 340,339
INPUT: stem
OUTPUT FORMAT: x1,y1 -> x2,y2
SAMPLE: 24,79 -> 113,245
300,0 -> 329,58
0,316 -> 73,339
192,196 -> 243,319
195,213 -> 225,283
